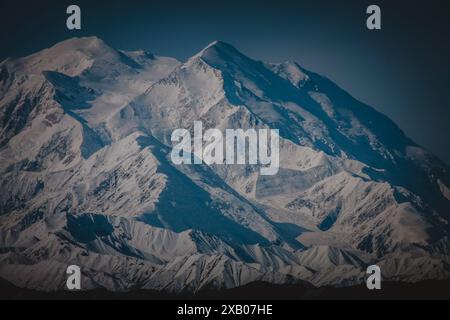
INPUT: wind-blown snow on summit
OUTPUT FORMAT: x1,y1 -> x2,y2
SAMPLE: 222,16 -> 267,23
0,37 -> 449,292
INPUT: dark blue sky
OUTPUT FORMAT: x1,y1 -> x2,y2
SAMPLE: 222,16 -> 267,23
1,0 -> 449,164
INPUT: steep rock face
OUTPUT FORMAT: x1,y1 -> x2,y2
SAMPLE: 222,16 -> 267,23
0,37 -> 449,292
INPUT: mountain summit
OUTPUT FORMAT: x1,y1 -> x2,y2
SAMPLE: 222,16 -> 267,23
0,37 -> 449,292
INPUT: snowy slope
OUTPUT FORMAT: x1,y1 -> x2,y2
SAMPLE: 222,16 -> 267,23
0,37 -> 449,292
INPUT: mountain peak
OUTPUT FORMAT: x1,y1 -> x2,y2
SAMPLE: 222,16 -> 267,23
28,36 -> 116,65
196,40 -> 242,59
49,36 -> 108,52
203,40 -> 232,49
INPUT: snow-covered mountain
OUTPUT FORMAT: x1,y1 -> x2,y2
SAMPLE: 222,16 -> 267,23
0,37 -> 449,293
